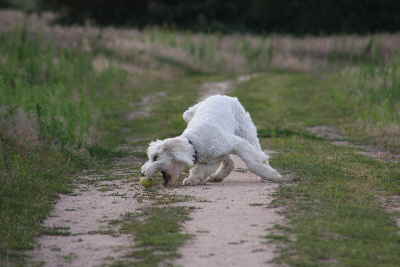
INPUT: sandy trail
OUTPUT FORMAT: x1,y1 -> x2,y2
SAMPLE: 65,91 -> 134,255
173,156 -> 281,267
31,156 -> 142,267
173,76 -> 283,267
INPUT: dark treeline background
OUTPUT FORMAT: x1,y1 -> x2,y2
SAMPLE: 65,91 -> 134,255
2,0 -> 400,34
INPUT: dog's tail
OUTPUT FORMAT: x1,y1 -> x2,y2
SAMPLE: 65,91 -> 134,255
261,164 -> 293,182
183,103 -> 200,123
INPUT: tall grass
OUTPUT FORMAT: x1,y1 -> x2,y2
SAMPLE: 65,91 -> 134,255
0,28 -> 126,148
142,27 -> 400,73
332,57 -> 400,151
356,59 -> 400,122
0,28 -> 128,264
144,29 -> 274,73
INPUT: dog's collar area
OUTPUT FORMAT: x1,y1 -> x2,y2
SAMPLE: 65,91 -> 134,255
187,139 -> 198,164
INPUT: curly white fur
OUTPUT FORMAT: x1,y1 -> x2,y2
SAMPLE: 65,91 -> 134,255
141,95 -> 287,186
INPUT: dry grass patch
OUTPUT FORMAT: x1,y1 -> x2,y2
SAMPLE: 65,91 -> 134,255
2,10 -> 400,77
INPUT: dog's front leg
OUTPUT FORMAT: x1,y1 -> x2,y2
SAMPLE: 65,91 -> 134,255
182,165 -> 206,185
182,162 -> 219,186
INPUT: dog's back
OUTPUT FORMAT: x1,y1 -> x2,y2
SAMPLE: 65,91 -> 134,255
189,95 -> 262,150
184,95 -> 241,128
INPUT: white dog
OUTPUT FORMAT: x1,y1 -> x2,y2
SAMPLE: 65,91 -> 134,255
141,95 -> 287,186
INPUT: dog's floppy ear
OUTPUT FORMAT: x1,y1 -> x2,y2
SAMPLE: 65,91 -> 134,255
162,138 -> 194,166
171,150 -> 193,166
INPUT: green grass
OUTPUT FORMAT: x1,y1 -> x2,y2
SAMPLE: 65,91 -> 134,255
233,71 -> 352,128
233,73 -> 400,267
234,69 -> 400,152
111,207 -> 191,267
271,138 -> 400,267
0,139 -> 78,248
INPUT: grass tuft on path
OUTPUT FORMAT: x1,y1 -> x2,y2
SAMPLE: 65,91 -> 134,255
111,207 -> 191,267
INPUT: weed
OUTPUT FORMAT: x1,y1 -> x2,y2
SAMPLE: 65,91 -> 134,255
41,226 -> 71,236
248,203 -> 264,207
63,253 -> 78,263
152,194 -> 193,205
97,186 -> 114,192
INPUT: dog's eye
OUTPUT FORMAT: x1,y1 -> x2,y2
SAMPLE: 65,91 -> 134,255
152,155 -> 158,161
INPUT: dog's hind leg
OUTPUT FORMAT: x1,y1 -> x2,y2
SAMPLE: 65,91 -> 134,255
207,155 -> 234,183
234,102 -> 262,151
232,137 -> 288,182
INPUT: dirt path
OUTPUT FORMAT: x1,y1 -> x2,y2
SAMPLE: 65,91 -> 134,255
31,156 -> 142,267
173,156 -> 281,267
198,74 -> 256,100
172,76 -> 283,267
31,75 -> 283,267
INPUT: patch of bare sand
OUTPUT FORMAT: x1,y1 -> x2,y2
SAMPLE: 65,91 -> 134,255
307,125 -> 345,141
173,156 -> 282,267
381,196 -> 400,228
307,125 -> 400,162
31,157 -> 142,267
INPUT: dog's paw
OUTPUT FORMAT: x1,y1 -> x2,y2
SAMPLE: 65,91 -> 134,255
182,178 -> 195,186
182,178 -> 202,186
207,176 -> 223,183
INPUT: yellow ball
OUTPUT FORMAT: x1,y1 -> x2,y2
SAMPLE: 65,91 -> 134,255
139,178 -> 154,188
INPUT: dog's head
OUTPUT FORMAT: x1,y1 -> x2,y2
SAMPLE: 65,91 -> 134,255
140,137 -> 194,186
